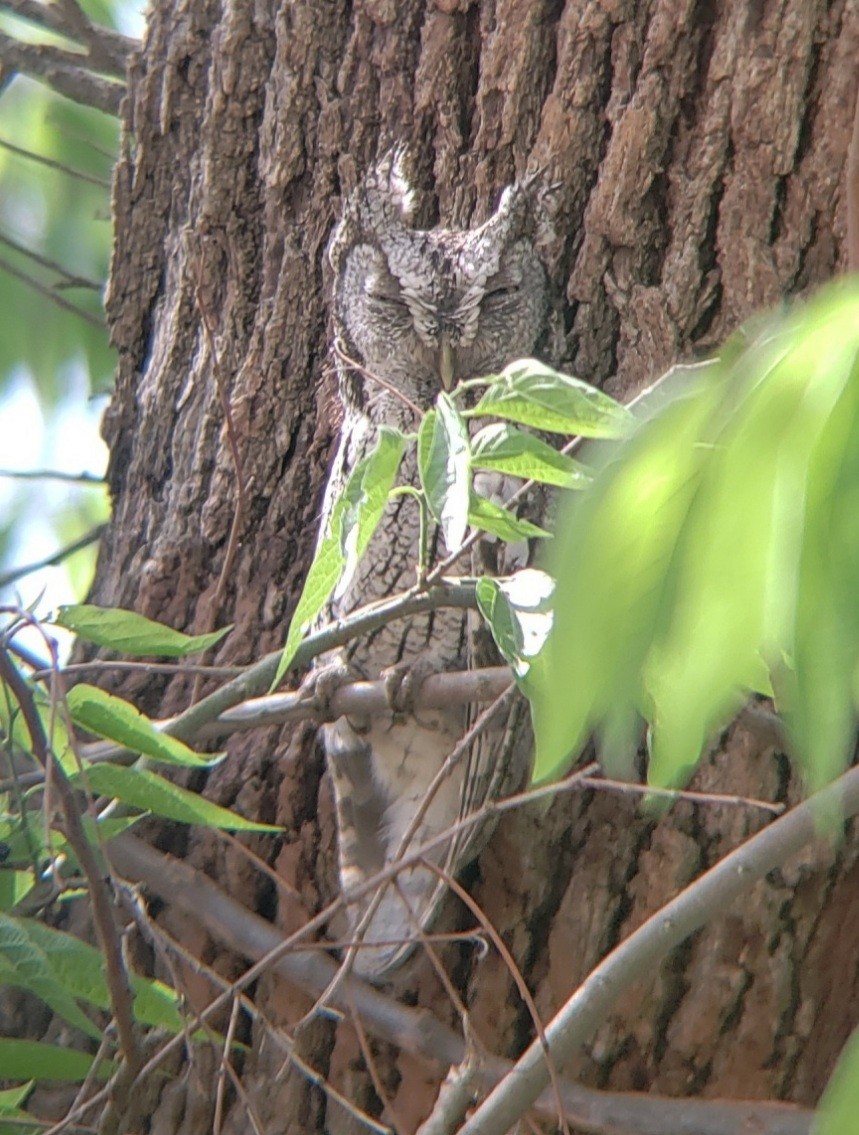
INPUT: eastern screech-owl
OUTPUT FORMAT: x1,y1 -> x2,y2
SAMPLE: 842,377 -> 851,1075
315,152 -> 550,981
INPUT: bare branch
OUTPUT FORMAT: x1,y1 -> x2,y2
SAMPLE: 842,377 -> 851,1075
0,31 -> 123,114
105,826 -> 818,1135
457,764 -> 859,1135
51,0 -> 130,75
0,467 -> 105,485
0,642 -> 141,1072
0,0 -> 135,73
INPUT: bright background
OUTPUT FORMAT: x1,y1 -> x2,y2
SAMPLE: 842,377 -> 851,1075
0,1 -> 146,650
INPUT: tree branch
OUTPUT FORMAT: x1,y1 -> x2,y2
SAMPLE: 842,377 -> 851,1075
0,647 -> 141,1073
0,31 -> 123,114
0,0 -> 135,74
0,133 -> 112,187
105,828 -> 816,1135
457,764 -> 859,1135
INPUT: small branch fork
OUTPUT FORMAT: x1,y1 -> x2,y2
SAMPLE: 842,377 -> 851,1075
0,1 -> 136,115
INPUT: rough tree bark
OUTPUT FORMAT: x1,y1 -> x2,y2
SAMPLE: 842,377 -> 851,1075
49,0 -> 859,1132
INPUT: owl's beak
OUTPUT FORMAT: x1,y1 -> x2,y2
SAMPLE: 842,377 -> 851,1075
438,334 -> 455,391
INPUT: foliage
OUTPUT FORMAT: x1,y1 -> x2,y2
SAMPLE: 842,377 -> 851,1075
532,282 -> 859,795
6,289 -> 859,1127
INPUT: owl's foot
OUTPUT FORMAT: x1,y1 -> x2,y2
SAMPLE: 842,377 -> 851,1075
299,658 -> 357,723
380,653 -> 440,716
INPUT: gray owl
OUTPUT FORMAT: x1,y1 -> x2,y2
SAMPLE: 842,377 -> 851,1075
315,151 -> 550,981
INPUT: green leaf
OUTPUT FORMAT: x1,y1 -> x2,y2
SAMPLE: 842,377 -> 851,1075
476,570 -> 554,690
418,394 -> 471,553
472,423 -> 591,489
0,1083 -> 33,1114
0,913 -> 102,1041
0,1039 -> 109,1083
816,1024 -> 859,1135
468,493 -> 550,542
531,283 -> 859,789
66,685 -> 223,768
77,763 -> 281,832
11,918 -> 184,1033
471,359 -> 632,437
274,427 -> 406,685
54,605 -> 231,657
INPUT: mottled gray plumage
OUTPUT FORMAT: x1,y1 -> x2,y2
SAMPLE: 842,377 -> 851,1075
316,152 -> 550,980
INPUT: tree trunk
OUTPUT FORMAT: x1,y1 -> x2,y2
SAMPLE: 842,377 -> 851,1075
73,0 -> 859,1131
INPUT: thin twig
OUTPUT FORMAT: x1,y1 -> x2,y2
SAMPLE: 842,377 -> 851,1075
0,524 -> 105,590
0,466 -> 105,485
334,341 -> 425,421
0,253 -> 104,327
0,637 -> 141,1073
104,816 -> 820,1135
0,0 -> 136,67
0,231 -> 103,290
0,133 -> 112,186
0,31 -> 124,114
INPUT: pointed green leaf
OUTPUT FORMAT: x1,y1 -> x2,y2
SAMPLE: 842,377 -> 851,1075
0,913 -> 102,1040
472,423 -> 591,488
476,570 -> 554,689
66,685 -> 223,768
468,493 -> 550,542
0,1082 -> 33,1113
54,606 -> 230,657
418,394 -> 471,553
12,918 -> 184,1032
274,427 -> 406,686
77,763 -> 281,832
471,359 -> 632,437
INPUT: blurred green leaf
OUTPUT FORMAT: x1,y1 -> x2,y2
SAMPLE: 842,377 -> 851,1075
13,917 -> 184,1032
532,283 -> 859,788
816,1025 -> 859,1135
0,912 -> 102,1040
0,1038 -> 109,1083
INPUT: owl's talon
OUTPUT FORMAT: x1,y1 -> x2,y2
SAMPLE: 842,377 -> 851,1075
300,660 -> 355,721
381,654 -> 440,715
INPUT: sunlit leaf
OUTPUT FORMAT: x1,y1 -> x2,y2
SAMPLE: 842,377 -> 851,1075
471,359 -> 632,437
66,684 -> 223,767
418,394 -> 471,553
468,493 -> 550,542
78,763 -> 281,832
471,423 -> 590,488
476,569 -> 554,691
55,605 -> 230,657
273,426 -> 405,685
